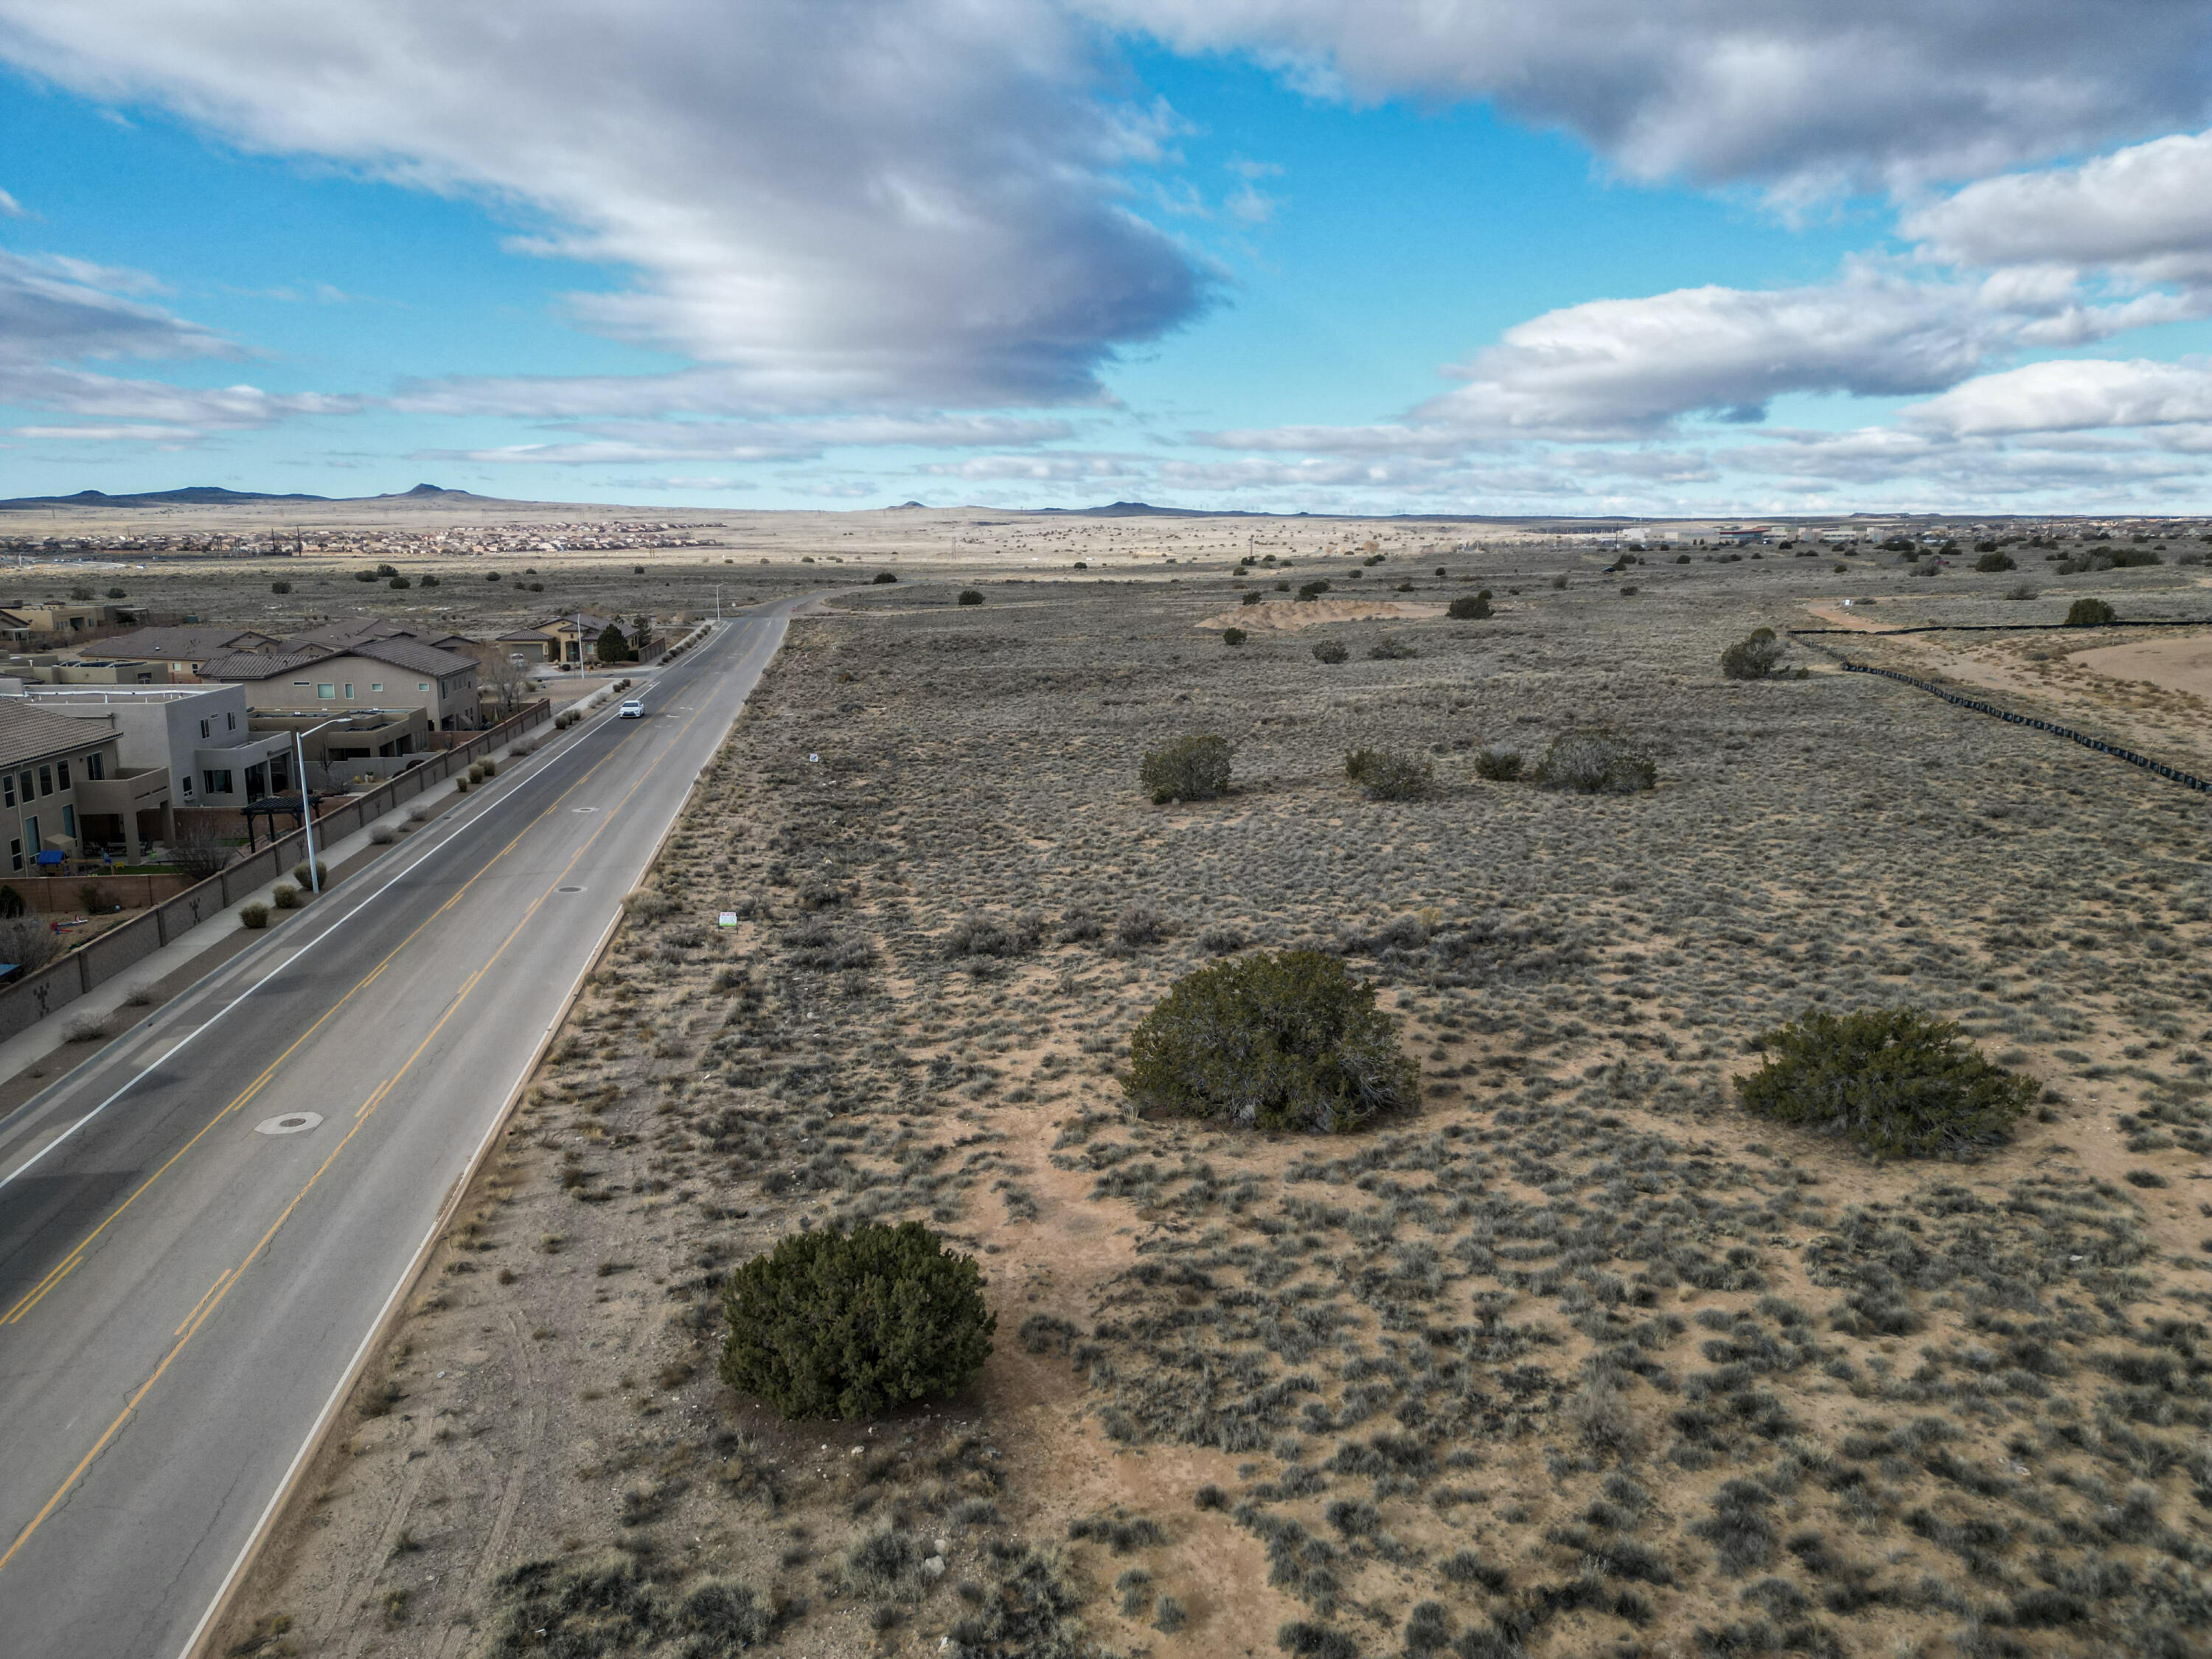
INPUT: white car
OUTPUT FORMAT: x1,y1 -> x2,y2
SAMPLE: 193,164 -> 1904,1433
618,698 -> 645,718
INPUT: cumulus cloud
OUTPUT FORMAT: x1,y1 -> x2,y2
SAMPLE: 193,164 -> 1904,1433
1907,131 -> 2212,282
0,0 -> 1209,411
1087,0 -> 2212,196
1905,358 -> 2212,437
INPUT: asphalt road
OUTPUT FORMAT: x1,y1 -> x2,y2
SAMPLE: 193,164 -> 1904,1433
0,599 -> 795,1659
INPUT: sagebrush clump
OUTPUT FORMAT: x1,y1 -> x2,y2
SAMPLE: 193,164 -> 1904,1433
1447,594 -> 1492,620
1343,746 -> 1433,801
1534,728 -> 1655,794
1310,639 -> 1349,664
1124,949 -> 1419,1133
1736,1006 -> 2037,1160
1720,628 -> 1785,681
1472,747 -> 1523,782
2065,597 -> 2116,626
1139,733 -> 1234,803
717,1222 -> 995,1419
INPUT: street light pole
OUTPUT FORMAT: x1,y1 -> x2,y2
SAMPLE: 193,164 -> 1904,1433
290,714 -> 347,895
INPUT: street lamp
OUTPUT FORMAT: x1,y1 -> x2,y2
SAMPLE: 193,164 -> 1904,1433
289,714 -> 350,895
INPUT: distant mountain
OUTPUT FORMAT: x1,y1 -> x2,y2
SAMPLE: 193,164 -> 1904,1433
0,481 -> 483,511
1025,500 -> 1236,518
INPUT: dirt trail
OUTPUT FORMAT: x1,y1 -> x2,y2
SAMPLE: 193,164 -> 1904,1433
1199,597 -> 1446,632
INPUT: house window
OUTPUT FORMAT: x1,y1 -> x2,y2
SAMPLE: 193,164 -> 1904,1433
61,806 -> 74,838
7,839 -> 17,873
201,769 -> 233,796
316,684 -> 335,699
37,765 -> 52,796
24,816 -> 38,855
226,712 -> 236,731
84,753 -> 103,781
293,681 -> 310,688
1,775 -> 11,809
343,683 -> 354,699
200,718 -> 211,739
56,760 -> 69,790
14,772 -> 27,804
417,681 -> 430,692
181,777 -> 194,799
370,683 -> 383,693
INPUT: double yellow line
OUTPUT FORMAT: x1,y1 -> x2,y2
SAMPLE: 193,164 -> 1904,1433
0,671 -> 728,1577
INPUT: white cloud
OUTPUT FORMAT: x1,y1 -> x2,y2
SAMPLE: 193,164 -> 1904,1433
1905,358 -> 2212,437
428,413 -> 1076,466
0,250 -> 354,437
1906,130 -> 2212,281
0,187 -> 24,218
1086,0 -> 2212,197
0,0 -> 1210,411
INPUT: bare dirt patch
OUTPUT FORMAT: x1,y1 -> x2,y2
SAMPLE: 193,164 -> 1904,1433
1200,597 -> 1447,633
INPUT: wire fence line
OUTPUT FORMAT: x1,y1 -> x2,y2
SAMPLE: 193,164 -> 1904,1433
1787,633 -> 2212,798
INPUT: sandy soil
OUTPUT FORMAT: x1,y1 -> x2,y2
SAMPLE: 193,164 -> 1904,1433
1198,597 -> 1448,633
208,542 -> 2212,1659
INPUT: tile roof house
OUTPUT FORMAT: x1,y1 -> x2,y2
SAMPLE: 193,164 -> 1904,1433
197,637 -> 481,729
78,625 -> 282,676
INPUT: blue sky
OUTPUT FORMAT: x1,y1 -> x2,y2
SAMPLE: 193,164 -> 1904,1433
7,1 -> 2212,516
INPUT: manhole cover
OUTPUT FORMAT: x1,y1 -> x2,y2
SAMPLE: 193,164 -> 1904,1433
255,1112 -> 324,1136
557,885 -> 585,893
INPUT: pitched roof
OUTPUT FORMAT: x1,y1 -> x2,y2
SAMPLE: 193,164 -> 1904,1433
198,636 -> 477,682
78,625 -> 277,661
346,636 -> 478,676
0,698 -> 116,768
279,618 -> 472,654
195,648 -> 340,681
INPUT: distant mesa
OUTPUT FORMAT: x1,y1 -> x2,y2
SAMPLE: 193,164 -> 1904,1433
0,481 -> 484,511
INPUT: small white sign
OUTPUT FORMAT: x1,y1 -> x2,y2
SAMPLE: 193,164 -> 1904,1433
718,911 -> 739,928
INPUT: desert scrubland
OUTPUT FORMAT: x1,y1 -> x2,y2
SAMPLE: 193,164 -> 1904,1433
153,517 -> 2212,1659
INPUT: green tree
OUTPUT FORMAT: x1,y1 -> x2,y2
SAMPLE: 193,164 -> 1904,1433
1139,734 -> 1234,803
1124,950 -> 1418,1133
2065,597 -> 2116,626
595,622 -> 630,664
1736,1006 -> 2035,1160
717,1222 -> 994,1419
1720,627 -> 1786,680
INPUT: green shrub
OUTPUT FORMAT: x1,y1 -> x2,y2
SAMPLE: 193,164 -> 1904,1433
1222,626 -> 1248,647
1533,728 -> 1655,794
1343,746 -> 1433,801
1310,639 -> 1349,664
1296,580 -> 1330,600
1720,628 -> 1785,680
2065,597 -> 2116,626
717,1221 -> 993,1419
292,860 -> 330,888
1472,748 -> 1523,782
872,571 -> 898,584
272,883 -> 302,911
1241,590 -> 1262,605
1124,949 -> 1418,1133
240,901 -> 270,930
1366,636 -> 1416,661
1736,1006 -> 2036,1160
271,580 -> 292,594
1447,594 -> 1492,619
957,588 -> 984,605
1139,734 -> 1233,804
1974,551 -> 2016,572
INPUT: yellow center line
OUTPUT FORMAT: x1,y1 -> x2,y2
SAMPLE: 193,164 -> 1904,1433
173,1270 -> 231,1338
0,678 -> 729,1579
